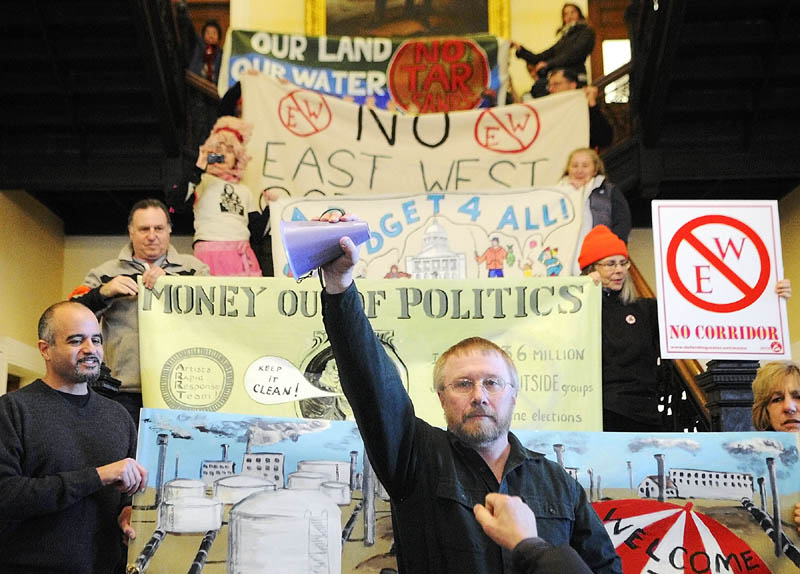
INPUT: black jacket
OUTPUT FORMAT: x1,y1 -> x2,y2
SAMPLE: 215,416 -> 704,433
516,23 -> 596,80
601,291 -> 663,426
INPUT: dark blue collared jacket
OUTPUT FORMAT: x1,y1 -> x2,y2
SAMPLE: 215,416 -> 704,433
322,283 -> 622,574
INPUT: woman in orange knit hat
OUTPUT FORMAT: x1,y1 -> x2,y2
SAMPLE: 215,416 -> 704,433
578,225 -> 664,431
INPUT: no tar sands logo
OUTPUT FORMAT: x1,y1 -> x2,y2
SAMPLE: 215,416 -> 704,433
160,347 -> 234,411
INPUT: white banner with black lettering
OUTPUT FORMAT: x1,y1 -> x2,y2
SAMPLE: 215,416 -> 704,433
241,73 -> 587,199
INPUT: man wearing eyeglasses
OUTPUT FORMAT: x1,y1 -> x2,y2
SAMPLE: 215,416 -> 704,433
318,213 -> 621,574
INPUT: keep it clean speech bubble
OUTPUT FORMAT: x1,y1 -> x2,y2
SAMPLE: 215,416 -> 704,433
244,356 -> 340,405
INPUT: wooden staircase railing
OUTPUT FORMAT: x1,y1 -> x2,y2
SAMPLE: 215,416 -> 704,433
629,258 -> 711,431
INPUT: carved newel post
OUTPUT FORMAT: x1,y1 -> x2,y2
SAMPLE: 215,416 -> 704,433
695,360 -> 759,430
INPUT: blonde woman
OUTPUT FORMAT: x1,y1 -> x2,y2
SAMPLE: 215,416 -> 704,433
752,361 -> 800,432
751,361 -> 800,534
561,148 -> 631,245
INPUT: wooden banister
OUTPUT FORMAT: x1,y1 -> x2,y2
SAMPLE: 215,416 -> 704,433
185,70 -> 221,101
593,62 -> 632,92
629,258 -> 711,423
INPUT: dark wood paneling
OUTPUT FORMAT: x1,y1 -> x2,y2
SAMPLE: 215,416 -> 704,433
181,0 -> 230,41
588,0 -> 629,81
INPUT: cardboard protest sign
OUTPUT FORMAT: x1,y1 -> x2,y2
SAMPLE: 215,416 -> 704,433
652,200 -> 790,359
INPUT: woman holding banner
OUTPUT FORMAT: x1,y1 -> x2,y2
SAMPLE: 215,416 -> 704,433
512,3 -> 595,98
578,225 -> 664,432
560,148 -> 630,275
561,148 -> 631,244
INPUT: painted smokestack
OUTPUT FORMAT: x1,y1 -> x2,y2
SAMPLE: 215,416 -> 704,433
174,453 -> 180,480
349,451 -> 358,491
597,475 -> 602,501
362,450 -> 376,546
587,468 -> 594,502
654,454 -> 666,502
766,457 -> 783,557
553,444 -> 566,468
155,433 -> 169,507
627,461 -> 633,493
221,443 -> 229,461
757,477 -> 766,512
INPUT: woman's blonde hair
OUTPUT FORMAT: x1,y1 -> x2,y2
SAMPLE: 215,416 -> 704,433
580,263 -> 637,304
751,361 -> 800,430
562,147 -> 606,179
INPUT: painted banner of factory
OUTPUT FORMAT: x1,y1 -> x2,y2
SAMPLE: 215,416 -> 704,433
127,409 -> 800,573
138,275 -> 603,430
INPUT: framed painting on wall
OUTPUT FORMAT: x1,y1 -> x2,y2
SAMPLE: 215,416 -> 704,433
305,0 -> 509,38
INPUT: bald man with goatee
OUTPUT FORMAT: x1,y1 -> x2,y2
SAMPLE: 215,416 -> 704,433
0,301 -> 147,574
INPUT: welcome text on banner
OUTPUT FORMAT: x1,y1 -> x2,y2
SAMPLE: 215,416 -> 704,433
138,276 -> 602,431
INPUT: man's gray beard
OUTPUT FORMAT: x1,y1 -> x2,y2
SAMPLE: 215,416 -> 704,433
449,414 -> 512,449
450,423 -> 506,449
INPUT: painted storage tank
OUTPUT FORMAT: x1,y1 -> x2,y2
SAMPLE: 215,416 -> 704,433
287,470 -> 327,490
162,478 -> 205,501
213,474 -> 276,504
228,489 -> 341,574
159,496 -> 222,533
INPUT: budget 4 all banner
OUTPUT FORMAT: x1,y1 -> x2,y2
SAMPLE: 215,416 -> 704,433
138,276 -> 602,431
271,189 -> 585,279
221,30 -> 509,112
241,73 -> 587,198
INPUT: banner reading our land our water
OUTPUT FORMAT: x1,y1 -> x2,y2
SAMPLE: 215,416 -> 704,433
240,73 -> 588,200
271,189 -> 585,279
138,276 -> 602,431
221,30 -> 509,112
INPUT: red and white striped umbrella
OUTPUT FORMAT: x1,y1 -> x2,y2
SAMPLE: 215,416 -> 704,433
592,499 -> 771,573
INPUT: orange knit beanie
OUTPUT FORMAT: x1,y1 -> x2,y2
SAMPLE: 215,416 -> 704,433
578,225 -> 627,270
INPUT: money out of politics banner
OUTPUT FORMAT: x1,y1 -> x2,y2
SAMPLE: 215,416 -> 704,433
270,188 -> 584,280
220,30 -> 509,112
138,276 -> 602,431
651,200 -> 790,360
239,73 -> 588,199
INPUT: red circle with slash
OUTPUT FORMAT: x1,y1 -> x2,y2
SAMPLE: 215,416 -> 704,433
666,214 -> 770,313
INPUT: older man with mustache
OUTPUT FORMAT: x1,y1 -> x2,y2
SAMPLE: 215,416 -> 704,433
318,213 -> 620,574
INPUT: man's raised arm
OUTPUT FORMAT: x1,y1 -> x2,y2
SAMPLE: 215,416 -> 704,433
318,213 -> 419,498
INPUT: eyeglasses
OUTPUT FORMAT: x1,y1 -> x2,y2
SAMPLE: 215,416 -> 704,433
445,378 -> 510,395
595,259 -> 630,270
